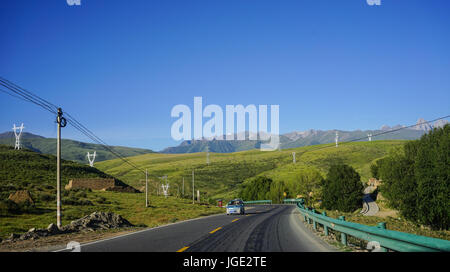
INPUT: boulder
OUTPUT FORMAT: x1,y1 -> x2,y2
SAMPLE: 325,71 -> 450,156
8,233 -> 19,240
7,212 -> 133,242
47,223 -> 60,234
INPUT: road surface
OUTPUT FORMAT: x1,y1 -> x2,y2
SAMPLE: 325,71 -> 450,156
59,205 -> 335,252
361,186 -> 379,216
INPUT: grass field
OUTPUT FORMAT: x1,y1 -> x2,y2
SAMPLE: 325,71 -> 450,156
0,145 -> 222,238
96,140 -> 406,200
0,191 -> 223,239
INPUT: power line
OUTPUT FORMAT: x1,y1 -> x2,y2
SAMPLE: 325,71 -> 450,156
0,76 -> 58,111
0,82 -> 57,114
0,77 -> 146,175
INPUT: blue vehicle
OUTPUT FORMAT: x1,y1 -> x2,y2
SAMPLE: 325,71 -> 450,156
226,199 -> 245,215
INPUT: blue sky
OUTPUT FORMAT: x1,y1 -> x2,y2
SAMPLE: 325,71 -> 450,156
0,0 -> 449,151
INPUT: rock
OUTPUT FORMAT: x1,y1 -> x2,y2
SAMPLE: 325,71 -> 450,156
47,223 -> 59,234
8,190 -> 34,205
7,212 -> 133,242
9,233 -> 19,240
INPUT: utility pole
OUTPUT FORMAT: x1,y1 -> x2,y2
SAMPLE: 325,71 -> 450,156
145,169 -> 148,207
56,108 -> 66,228
182,177 -> 185,197
192,170 -> 195,204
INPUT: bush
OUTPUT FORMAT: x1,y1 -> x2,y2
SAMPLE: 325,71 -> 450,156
321,164 -> 364,212
39,192 -> 56,202
0,200 -> 20,216
239,176 -> 272,201
0,199 -> 36,216
375,124 -> 450,230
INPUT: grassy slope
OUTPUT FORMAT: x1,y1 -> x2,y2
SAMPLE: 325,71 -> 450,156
0,192 -> 222,238
0,145 -> 115,190
0,145 -> 222,238
96,140 -> 406,200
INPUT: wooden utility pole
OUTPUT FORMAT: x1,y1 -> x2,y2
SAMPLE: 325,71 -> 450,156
56,108 -> 66,228
145,169 -> 148,207
192,170 -> 195,204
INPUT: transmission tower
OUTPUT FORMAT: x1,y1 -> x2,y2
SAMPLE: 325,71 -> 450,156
292,152 -> 296,163
87,151 -> 96,167
160,175 -> 169,198
161,183 -> 169,198
335,131 -> 339,147
206,146 -> 210,165
368,133 -> 372,142
12,123 -> 25,150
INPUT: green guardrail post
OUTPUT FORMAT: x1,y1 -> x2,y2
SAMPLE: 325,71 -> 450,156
377,222 -> 388,252
312,209 -> 317,230
322,211 -> 329,236
339,216 -> 347,246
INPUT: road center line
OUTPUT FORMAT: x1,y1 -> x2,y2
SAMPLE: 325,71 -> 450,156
176,246 -> 189,252
209,227 -> 222,234
232,218 -> 239,222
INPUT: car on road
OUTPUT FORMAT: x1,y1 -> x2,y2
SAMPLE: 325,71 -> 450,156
226,199 -> 245,215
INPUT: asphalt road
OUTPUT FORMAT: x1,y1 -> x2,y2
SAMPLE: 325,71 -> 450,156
61,205 -> 335,252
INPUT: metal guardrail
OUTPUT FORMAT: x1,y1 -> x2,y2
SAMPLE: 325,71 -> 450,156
243,200 -> 272,204
283,198 -> 303,204
296,201 -> 450,252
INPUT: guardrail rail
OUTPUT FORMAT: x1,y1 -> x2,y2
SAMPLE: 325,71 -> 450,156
296,200 -> 450,252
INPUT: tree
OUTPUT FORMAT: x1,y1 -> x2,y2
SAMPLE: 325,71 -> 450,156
239,176 -> 272,201
295,168 -> 324,206
322,164 -> 364,212
414,124 -> 449,229
269,180 -> 286,204
375,124 -> 449,230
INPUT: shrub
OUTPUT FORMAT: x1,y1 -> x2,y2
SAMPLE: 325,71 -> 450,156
321,164 -> 364,212
375,124 -> 449,230
39,192 -> 56,202
239,176 -> 272,201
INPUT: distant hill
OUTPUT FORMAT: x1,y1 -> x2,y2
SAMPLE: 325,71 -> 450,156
161,118 -> 448,154
97,140 -> 407,200
0,132 -> 155,164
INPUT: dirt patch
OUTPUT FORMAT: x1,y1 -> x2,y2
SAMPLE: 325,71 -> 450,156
8,190 -> 34,204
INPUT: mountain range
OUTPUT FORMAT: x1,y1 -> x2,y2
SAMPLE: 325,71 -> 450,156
0,132 -> 154,164
1,118 -> 447,158
161,118 -> 449,154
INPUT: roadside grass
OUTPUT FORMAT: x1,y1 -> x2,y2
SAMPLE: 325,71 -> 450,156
0,190 -> 223,239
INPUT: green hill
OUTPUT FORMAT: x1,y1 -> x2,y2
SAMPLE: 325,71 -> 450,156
0,144 -> 125,199
0,132 -> 155,164
96,140 -> 407,201
0,145 -> 222,238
